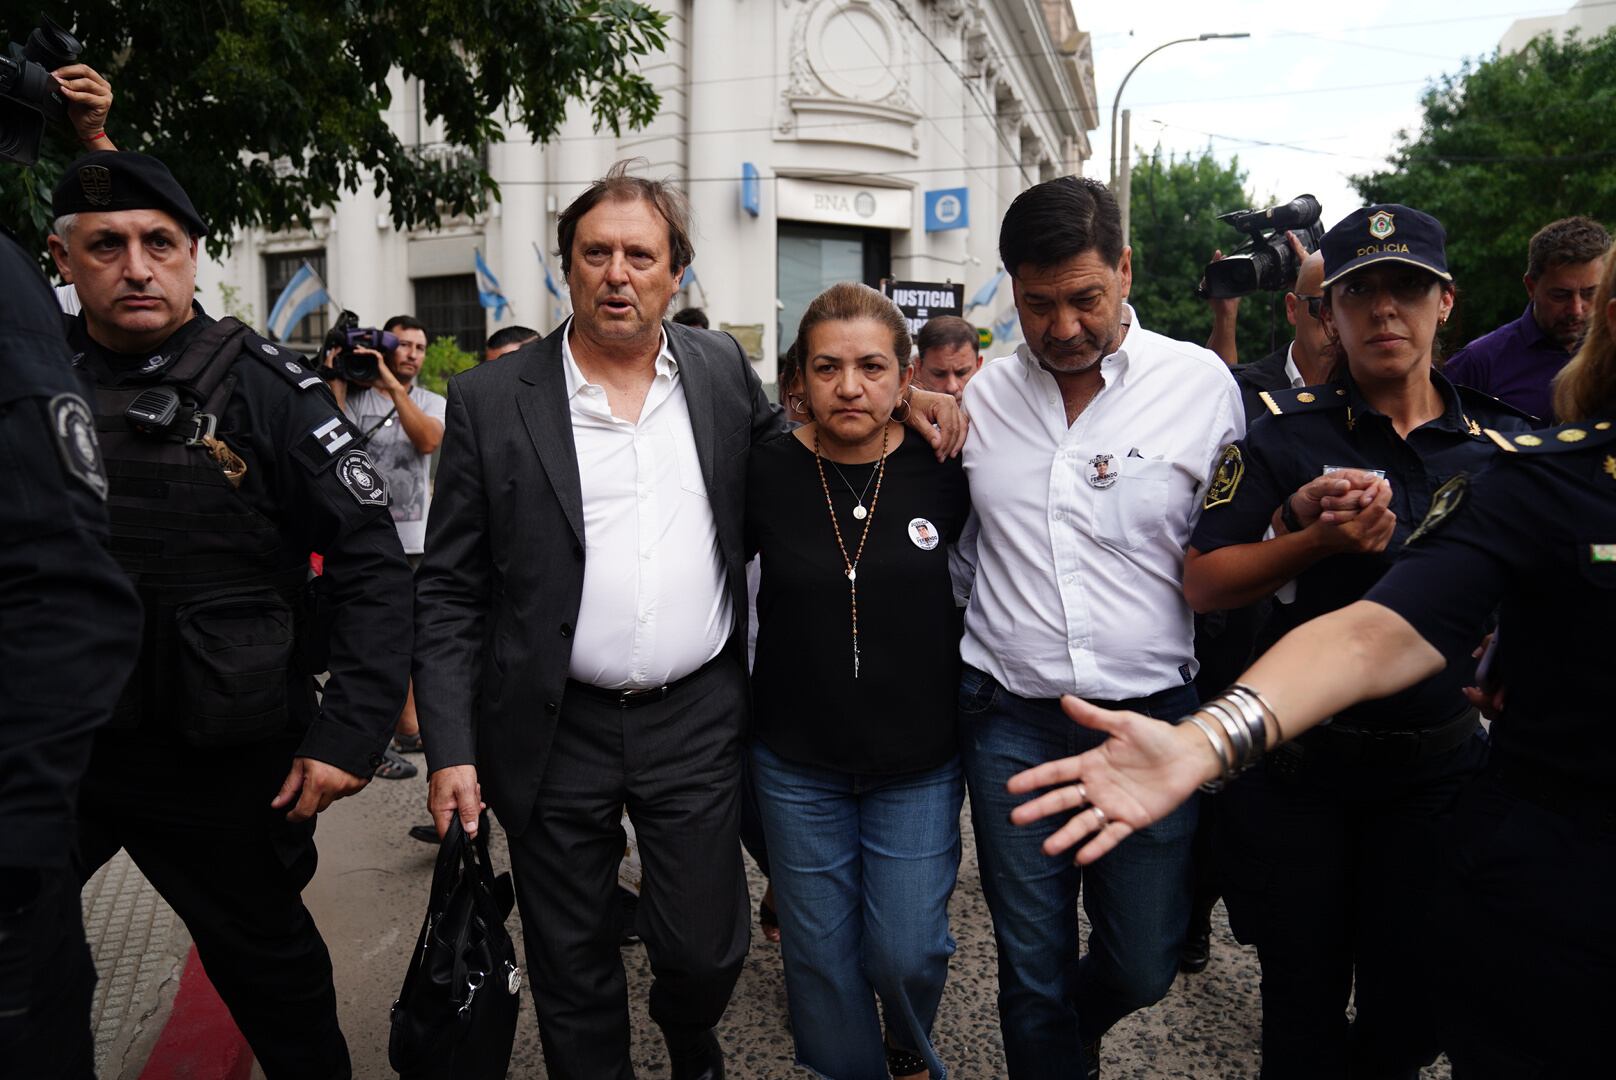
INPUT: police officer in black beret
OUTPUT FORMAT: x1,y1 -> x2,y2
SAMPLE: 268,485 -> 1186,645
1180,205 -> 1535,1077
46,150 -> 413,1079
0,225 -> 143,1078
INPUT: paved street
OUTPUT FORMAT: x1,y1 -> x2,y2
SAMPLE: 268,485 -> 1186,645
84,759 -> 1452,1078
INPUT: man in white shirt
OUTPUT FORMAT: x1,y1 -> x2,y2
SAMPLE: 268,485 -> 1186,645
958,176 -> 1243,1078
415,163 -> 965,1080
329,316 -> 446,774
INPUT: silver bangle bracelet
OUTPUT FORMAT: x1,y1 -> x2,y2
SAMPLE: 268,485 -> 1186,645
1201,700 -> 1252,772
1186,713 -> 1233,792
1224,690 -> 1269,766
1229,682 -> 1285,745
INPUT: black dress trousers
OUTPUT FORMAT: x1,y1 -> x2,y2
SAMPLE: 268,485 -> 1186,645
504,654 -> 751,1080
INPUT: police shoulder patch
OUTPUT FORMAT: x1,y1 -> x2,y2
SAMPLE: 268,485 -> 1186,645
243,332 -> 326,392
1203,443 -> 1244,510
335,449 -> 388,507
1485,421 -> 1616,456
49,392 -> 109,500
1260,384 -> 1348,418
1406,473 -> 1467,546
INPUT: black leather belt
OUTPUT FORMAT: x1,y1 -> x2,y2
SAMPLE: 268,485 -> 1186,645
565,655 -> 720,710
1293,708 -> 1480,766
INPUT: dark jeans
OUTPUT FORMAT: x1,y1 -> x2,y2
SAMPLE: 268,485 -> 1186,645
506,657 -> 750,1080
1435,768 -> 1615,1078
1217,733 -> 1486,1079
959,667 -> 1199,1079
752,743 -> 962,1079
0,867 -> 96,1080
78,733 -> 350,1080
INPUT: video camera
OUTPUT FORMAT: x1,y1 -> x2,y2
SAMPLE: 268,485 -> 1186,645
1196,195 -> 1324,300
0,17 -> 82,166
321,311 -> 399,384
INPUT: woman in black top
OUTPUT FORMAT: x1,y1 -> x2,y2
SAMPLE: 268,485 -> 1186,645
1007,237 -> 1616,1077
1177,205 -> 1533,1078
747,283 -> 969,1080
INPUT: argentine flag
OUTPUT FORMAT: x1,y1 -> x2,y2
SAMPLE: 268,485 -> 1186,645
266,262 -> 330,342
965,268 -> 1006,313
475,248 -> 511,321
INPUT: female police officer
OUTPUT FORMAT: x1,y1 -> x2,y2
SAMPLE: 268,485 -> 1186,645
1171,205 -> 1531,1077
1005,243 -> 1616,1080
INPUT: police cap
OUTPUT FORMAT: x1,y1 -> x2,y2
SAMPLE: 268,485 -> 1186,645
51,151 -> 208,237
1320,203 -> 1449,289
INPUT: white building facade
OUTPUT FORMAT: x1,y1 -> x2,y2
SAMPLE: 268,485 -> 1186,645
1500,0 -> 1615,54
199,0 -> 1098,384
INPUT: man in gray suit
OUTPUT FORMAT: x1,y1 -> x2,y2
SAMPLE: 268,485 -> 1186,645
414,162 -> 962,1080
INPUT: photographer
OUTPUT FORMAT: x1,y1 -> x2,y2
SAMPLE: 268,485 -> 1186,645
1208,233 -> 1338,423
326,316 -> 446,777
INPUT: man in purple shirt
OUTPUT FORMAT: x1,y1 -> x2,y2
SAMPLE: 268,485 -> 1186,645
1443,216 -> 1609,421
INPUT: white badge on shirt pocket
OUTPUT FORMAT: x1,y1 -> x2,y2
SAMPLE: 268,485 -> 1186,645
1089,454 -> 1174,552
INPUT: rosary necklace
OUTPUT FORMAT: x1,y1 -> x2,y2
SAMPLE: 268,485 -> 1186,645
814,426 -> 889,679
827,459 -> 879,519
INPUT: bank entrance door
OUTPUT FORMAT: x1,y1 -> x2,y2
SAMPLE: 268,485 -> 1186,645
777,223 -> 891,368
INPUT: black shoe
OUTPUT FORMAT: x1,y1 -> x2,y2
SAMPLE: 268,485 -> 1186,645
1081,1036 -> 1101,1080
374,747 -> 418,780
1179,922 -> 1212,974
663,1025 -> 724,1080
407,824 -> 440,844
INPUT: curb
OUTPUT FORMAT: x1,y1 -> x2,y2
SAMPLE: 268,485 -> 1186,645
136,947 -> 254,1080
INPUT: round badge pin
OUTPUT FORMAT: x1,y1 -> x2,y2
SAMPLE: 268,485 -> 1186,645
1087,453 -> 1118,489
908,517 -> 940,551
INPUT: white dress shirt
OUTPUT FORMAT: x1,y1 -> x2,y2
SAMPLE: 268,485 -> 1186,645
960,305 -> 1244,701
562,325 -> 733,689
1283,342 -> 1305,390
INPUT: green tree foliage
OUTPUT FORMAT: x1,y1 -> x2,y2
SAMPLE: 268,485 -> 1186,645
2,1 -> 667,261
418,334 -> 478,396
1352,30 -> 1616,346
1128,148 -> 1292,363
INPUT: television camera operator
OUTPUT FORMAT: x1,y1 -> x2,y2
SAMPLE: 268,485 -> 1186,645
0,16 -> 137,1073
321,314 -> 446,781
1,19 -> 139,1076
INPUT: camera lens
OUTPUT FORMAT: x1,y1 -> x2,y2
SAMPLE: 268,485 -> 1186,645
24,18 -> 83,69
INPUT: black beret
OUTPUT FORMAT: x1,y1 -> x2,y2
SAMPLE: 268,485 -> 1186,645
51,151 -> 208,236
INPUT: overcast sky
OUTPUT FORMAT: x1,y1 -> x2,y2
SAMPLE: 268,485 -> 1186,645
1083,1 -> 1560,231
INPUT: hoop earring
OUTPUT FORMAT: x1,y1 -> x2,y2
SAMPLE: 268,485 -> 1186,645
892,394 -> 913,423
788,395 -> 808,415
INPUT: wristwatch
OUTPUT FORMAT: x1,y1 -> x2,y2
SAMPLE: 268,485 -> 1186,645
1280,495 -> 1303,534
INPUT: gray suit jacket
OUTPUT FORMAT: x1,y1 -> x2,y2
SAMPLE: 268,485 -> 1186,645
413,321 -> 783,833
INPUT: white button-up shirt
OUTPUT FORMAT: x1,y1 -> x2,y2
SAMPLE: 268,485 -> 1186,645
960,305 -> 1244,701
562,326 -> 732,689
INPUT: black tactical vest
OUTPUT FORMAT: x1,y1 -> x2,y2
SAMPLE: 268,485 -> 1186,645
92,318 -> 314,744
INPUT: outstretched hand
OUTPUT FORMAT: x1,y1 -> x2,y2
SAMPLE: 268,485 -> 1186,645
1007,697 -> 1218,864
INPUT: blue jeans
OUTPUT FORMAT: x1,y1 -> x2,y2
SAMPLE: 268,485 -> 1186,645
959,666 -> 1199,1079
752,741 -> 964,1080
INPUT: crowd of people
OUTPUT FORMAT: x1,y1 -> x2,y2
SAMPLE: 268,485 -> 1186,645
2,62 -> 1611,1080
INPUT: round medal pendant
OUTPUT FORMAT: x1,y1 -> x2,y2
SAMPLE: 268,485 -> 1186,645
852,504 -> 868,520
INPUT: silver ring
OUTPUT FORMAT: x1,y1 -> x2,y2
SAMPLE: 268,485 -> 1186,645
1091,805 -> 1107,828
1075,783 -> 1088,805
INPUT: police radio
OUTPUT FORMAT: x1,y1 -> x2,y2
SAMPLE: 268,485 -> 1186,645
126,386 -> 217,444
